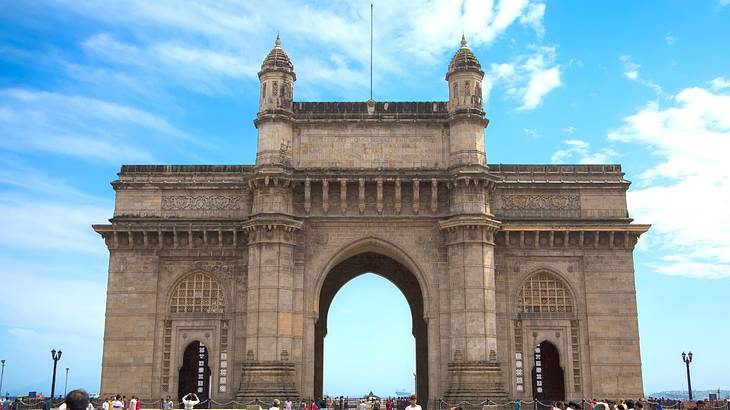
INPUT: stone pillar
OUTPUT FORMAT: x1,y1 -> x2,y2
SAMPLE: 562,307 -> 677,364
238,217 -> 301,401
238,174 -> 303,401
99,249 -> 159,399
439,177 -> 507,403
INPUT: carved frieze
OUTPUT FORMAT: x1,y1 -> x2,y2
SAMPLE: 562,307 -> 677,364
502,194 -> 579,210
498,193 -> 580,219
162,194 -> 243,210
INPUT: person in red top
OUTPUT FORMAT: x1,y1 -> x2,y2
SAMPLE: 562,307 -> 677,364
135,398 -> 141,410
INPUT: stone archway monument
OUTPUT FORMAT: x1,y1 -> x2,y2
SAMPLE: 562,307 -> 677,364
94,36 -> 649,406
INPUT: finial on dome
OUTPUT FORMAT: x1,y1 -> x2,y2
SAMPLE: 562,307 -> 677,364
275,33 -> 281,48
460,34 -> 468,49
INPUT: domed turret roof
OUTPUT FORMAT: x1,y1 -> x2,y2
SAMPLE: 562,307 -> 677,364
259,35 -> 296,79
446,35 -> 483,78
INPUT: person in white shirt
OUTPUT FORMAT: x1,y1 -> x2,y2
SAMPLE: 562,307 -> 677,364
270,399 -> 281,410
359,400 -> 367,410
129,397 -> 137,410
113,397 -> 123,410
405,395 -> 421,410
181,394 -> 199,410
285,399 -> 292,410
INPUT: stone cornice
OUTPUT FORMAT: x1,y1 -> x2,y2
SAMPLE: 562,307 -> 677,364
496,223 -> 651,250
93,222 -> 246,250
439,215 -> 502,231
241,214 -> 303,233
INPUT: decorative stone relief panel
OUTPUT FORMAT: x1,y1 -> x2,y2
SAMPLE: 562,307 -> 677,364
161,192 -> 249,218
495,192 -> 580,219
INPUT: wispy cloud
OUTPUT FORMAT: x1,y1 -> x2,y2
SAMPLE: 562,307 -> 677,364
0,88 -> 207,163
619,55 -> 663,95
609,85 -> 730,278
709,76 -> 730,91
44,0 -> 547,102
483,45 -> 562,110
551,139 -> 617,164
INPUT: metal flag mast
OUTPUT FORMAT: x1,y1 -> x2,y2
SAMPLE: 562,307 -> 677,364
370,2 -> 373,101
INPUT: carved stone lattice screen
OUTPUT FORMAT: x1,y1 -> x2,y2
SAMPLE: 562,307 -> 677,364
517,272 -> 573,314
170,272 -> 225,313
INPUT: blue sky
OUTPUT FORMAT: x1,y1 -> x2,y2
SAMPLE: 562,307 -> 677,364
1,0 -> 729,398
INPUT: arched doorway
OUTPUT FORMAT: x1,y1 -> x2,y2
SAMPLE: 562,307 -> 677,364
532,341 -> 564,402
315,252 -> 428,406
178,341 -> 211,407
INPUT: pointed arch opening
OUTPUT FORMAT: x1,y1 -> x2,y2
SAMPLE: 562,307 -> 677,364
532,341 -> 565,401
178,341 -> 211,407
315,251 -> 428,405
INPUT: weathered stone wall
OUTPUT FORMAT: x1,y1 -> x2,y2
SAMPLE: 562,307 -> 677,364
293,122 -> 448,169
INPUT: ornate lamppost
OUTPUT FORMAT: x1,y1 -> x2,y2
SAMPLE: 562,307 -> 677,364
50,349 -> 63,400
681,351 -> 693,400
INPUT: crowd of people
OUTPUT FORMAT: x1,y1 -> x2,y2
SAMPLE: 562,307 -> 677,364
2,391 -> 727,410
266,394 -> 423,410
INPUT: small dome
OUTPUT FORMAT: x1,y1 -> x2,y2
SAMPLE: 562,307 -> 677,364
446,35 -> 482,78
259,35 -> 296,79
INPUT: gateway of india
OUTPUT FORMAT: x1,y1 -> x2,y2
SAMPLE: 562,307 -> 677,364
94,36 -> 649,406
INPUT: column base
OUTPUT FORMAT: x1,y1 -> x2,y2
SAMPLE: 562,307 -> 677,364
236,361 -> 299,403
442,361 -> 509,405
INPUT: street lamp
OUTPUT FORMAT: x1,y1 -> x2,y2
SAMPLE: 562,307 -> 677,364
681,351 -> 693,400
50,349 -> 63,400
64,368 -> 69,396
0,360 -> 5,399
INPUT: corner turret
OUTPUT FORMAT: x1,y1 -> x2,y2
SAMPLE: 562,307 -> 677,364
446,35 -> 488,167
255,35 -> 295,166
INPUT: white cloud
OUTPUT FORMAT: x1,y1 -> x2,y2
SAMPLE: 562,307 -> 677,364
709,76 -> 730,91
0,194 -> 110,254
619,55 -> 663,95
524,128 -> 540,138
561,126 -> 576,134
483,46 -> 562,110
47,0 -> 546,100
551,139 -> 617,164
608,85 -> 730,278
0,88 -> 207,162
665,33 -> 677,45
519,2 -> 546,39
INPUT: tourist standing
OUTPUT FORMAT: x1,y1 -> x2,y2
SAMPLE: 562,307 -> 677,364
182,394 -> 199,410
112,396 -> 123,410
129,397 -> 137,410
405,395 -> 421,410
270,399 -> 281,410
285,398 -> 292,410
64,391 -> 91,410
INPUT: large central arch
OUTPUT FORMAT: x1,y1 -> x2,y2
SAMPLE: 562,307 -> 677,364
314,249 -> 429,404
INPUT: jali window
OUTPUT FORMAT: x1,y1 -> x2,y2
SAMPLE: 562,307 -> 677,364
170,272 -> 225,313
517,271 -> 573,314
